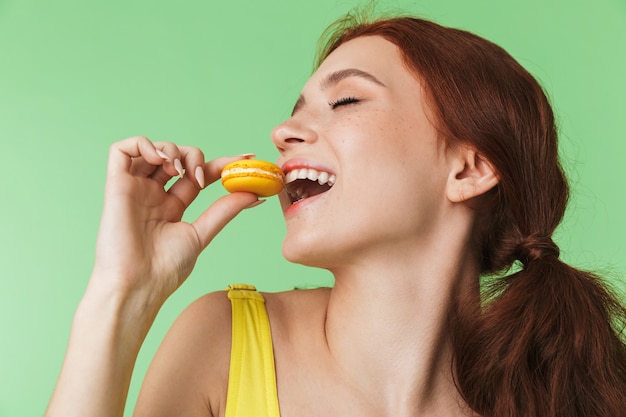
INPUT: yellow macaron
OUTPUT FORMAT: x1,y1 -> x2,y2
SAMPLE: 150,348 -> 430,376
221,159 -> 284,197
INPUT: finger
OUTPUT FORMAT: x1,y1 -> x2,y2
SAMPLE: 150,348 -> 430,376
192,192 -> 259,250
150,144 -> 206,185
129,156 -> 161,178
108,136 -> 166,175
148,165 -> 177,188
177,145 -> 206,187
153,145 -> 206,192
124,141 -> 181,179
167,174 -> 202,209
168,152 -> 254,209
152,142 -> 184,178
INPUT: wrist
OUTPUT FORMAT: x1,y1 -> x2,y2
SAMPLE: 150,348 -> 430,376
77,271 -> 162,347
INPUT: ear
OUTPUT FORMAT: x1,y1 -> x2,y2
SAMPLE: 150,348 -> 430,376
446,147 -> 499,203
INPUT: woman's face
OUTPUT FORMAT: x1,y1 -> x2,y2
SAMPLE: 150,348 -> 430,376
271,36 -> 453,268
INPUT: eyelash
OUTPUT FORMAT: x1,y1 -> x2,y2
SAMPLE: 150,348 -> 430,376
329,96 -> 360,109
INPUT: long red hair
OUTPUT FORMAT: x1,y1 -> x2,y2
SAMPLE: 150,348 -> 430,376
317,14 -> 626,417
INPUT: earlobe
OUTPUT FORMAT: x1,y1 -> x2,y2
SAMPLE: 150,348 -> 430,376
446,148 -> 499,203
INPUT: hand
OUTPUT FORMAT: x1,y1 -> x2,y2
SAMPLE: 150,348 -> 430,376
46,136 -> 260,417
89,136 -> 259,314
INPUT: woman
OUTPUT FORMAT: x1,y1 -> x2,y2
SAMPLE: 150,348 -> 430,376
46,14 -> 626,417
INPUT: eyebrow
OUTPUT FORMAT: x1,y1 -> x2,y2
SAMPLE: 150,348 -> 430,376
291,68 -> 386,116
321,68 -> 386,90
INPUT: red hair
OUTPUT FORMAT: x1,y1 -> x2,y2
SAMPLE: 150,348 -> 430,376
317,14 -> 626,417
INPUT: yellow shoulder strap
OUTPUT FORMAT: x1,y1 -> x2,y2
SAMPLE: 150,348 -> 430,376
225,284 -> 281,417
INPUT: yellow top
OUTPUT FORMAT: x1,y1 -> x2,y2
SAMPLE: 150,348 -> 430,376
225,284 -> 281,417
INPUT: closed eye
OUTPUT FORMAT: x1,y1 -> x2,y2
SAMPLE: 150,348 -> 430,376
329,96 -> 360,109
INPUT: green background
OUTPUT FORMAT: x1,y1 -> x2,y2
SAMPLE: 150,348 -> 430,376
1,0 -> 624,415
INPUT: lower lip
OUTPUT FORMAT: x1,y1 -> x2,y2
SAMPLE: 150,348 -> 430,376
283,191 -> 326,217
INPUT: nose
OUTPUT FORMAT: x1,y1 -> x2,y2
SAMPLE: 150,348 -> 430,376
270,116 -> 318,155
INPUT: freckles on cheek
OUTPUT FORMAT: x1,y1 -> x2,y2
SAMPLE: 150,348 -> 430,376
378,115 -> 412,153
334,114 -> 366,146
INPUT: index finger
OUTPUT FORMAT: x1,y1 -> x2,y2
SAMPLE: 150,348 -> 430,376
108,136 -> 166,176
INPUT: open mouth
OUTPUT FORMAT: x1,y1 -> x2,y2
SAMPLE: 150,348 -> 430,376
284,167 -> 336,204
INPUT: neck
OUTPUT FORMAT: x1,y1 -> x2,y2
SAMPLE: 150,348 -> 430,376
324,237 -> 479,416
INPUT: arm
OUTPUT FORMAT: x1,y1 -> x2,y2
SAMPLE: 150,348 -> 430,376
45,137 -> 258,417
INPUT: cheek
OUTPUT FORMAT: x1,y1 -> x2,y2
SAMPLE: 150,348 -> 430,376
329,110 -> 406,158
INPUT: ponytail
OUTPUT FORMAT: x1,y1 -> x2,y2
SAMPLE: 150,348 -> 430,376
452,249 -> 626,417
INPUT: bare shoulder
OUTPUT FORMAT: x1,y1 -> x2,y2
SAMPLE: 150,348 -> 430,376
134,287 -> 332,416
135,291 -> 233,417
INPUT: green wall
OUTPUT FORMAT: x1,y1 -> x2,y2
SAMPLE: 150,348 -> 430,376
1,0 -> 624,415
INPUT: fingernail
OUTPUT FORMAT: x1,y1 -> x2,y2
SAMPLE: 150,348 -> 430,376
156,149 -> 170,160
245,199 -> 266,209
195,166 -> 205,188
174,158 -> 184,178
237,153 -> 256,159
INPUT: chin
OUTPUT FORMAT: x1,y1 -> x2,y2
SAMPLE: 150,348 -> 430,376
282,240 -> 324,268
281,233 -> 339,270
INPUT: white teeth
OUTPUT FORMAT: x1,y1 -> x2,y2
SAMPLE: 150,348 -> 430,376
284,169 -> 300,183
285,167 -> 335,187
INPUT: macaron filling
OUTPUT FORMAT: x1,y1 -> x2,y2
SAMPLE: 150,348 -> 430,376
221,166 -> 284,180
284,167 -> 335,203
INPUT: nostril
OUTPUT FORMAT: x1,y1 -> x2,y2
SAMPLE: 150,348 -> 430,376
271,118 -> 317,148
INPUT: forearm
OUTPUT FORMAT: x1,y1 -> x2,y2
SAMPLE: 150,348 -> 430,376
45,281 -> 158,417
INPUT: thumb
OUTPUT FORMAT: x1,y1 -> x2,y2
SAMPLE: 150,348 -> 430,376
192,192 -> 260,249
